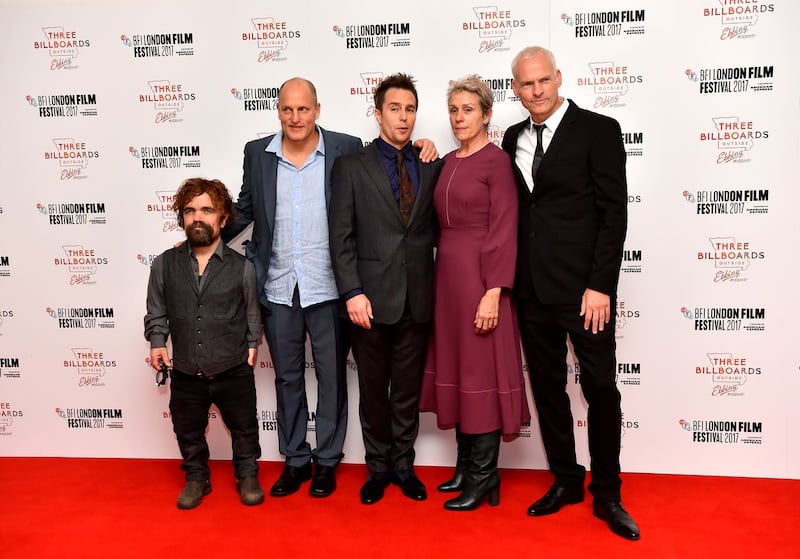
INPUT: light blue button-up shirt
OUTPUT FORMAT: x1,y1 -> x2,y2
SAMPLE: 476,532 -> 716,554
264,129 -> 339,308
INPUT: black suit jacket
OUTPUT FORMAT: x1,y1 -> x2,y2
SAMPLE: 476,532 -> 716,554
502,100 -> 627,305
222,127 -> 362,300
328,141 -> 443,324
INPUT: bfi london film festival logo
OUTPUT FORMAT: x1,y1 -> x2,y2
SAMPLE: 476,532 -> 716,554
26,93 -> 98,118
147,190 -> 181,233
623,130 -> 644,157
462,6 -> 527,53
560,9 -> 645,37
55,407 -> 124,429
241,17 -> 301,63
696,236 -> 765,283
36,201 -> 107,226
47,306 -> 116,329
63,347 -> 117,387
683,188 -> 769,216
331,21 -> 411,49
570,360 -> 641,388
0,402 -> 23,436
52,245 -> 109,286
137,253 -> 159,267
0,356 -> 22,379
703,0 -> 775,40
700,116 -> 767,164
696,352 -> 761,397
350,72 -> 383,117
685,64 -> 774,94
33,26 -> 90,70
576,60 -> 643,109
679,418 -> 762,445
230,85 -> 281,112
682,305 -> 766,332
43,138 -> 99,181
139,80 -> 197,124
129,144 -> 201,169
121,32 -> 194,58
259,409 -> 318,435
621,248 -> 642,274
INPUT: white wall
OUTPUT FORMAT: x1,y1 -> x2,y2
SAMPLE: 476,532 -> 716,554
1,0 -> 797,479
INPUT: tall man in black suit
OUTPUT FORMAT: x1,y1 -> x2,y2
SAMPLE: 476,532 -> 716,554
223,77 -> 361,498
329,74 -> 442,505
502,46 -> 640,540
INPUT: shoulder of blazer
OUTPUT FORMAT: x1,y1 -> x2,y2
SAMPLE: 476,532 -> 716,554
244,134 -> 274,154
320,127 -> 362,151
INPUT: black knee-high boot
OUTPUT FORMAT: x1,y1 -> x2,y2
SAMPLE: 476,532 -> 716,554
437,424 -> 469,492
443,429 -> 501,511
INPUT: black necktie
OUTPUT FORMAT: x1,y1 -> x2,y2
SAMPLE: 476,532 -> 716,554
397,151 -> 414,222
531,123 -> 545,181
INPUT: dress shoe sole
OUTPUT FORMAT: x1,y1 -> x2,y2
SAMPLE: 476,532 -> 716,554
527,494 -> 584,516
593,508 -> 641,541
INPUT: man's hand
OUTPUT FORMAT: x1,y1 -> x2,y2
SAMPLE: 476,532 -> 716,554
346,294 -> 374,329
247,347 -> 257,367
580,288 -> 611,334
413,138 -> 439,163
150,347 -> 171,371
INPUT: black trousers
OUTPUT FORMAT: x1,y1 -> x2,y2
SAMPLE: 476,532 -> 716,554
517,292 -> 622,502
350,305 -> 429,474
169,362 -> 261,481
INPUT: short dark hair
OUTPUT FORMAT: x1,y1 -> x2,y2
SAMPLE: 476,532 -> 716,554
173,177 -> 236,227
374,73 -> 418,111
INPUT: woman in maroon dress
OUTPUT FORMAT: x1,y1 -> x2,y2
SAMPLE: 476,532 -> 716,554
420,75 -> 530,511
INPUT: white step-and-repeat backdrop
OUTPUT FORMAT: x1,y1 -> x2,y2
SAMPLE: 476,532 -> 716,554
1,0 -> 798,479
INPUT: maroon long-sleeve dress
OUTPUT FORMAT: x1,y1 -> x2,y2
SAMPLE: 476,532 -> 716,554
420,142 -> 531,436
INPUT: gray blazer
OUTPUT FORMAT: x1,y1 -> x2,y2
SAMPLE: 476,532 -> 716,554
223,127 -> 363,298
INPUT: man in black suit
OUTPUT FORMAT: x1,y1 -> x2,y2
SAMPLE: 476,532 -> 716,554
223,78 -> 361,498
502,46 -> 640,540
329,73 -> 442,505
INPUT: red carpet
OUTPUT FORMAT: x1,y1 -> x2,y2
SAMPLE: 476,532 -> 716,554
1,458 -> 798,558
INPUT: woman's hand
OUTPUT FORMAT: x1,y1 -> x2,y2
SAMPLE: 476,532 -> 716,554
474,287 -> 501,334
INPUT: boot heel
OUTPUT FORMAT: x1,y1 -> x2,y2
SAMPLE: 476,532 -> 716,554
488,483 -> 500,506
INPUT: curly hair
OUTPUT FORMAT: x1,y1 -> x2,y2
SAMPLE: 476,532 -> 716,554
172,177 -> 236,228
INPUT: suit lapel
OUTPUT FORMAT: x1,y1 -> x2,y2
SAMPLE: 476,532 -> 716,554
259,142 -> 278,236
542,100 -> 577,166
409,149 -> 433,225
507,119 -> 534,200
362,143 -> 404,223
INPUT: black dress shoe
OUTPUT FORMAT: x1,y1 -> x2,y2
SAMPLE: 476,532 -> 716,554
269,462 -> 312,497
391,471 -> 427,501
309,465 -> 336,498
527,483 -> 584,516
360,475 -> 390,505
593,501 -> 641,541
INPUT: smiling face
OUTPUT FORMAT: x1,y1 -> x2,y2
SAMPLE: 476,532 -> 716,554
277,79 -> 320,144
448,90 -> 490,145
511,52 -> 563,124
374,87 -> 417,149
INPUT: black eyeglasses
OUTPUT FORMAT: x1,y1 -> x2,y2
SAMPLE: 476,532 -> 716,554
156,362 -> 171,386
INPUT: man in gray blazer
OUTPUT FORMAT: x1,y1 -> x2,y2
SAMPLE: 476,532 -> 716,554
223,78 -> 361,498
329,74 -> 443,505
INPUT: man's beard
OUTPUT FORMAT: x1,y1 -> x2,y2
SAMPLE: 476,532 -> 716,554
186,222 -> 216,247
